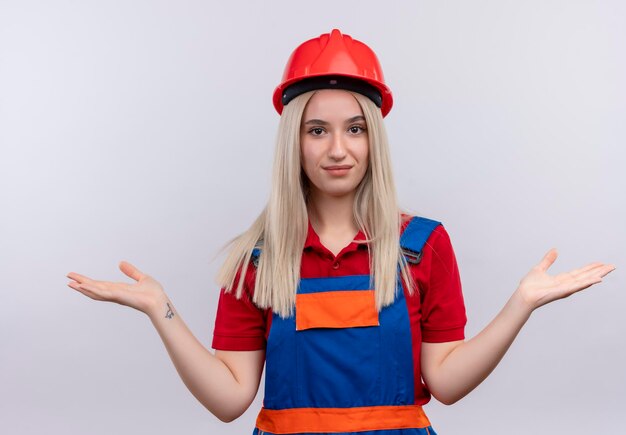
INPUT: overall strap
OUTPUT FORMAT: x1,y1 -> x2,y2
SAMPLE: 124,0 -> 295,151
400,216 -> 441,264
251,244 -> 262,268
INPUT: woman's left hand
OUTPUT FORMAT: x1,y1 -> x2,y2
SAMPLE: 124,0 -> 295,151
516,248 -> 615,311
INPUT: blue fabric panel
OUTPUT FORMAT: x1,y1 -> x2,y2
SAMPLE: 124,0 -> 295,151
296,315 -> 381,407
377,276 -> 415,405
400,217 -> 441,254
264,311 -> 298,409
265,274 -> 415,409
298,274 -> 371,294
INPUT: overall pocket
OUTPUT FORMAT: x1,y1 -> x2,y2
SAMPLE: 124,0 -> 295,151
294,278 -> 382,408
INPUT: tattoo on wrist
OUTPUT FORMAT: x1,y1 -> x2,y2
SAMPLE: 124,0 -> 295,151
165,302 -> 174,319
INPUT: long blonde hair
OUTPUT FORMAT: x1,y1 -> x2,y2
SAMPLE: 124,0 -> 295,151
216,90 -> 415,318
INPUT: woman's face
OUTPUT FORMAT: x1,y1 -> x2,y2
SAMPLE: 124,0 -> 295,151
300,89 -> 369,200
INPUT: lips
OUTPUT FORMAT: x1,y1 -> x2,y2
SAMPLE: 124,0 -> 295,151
323,165 -> 353,177
323,165 -> 353,170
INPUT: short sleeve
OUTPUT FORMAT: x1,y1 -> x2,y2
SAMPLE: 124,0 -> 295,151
418,225 -> 467,343
211,261 -> 269,351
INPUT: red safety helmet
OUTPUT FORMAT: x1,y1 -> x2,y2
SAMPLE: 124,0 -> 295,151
273,29 -> 393,117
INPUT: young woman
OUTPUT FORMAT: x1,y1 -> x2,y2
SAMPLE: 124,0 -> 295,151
67,29 -> 615,435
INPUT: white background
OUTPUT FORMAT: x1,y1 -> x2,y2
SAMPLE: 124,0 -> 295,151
1,1 -> 624,434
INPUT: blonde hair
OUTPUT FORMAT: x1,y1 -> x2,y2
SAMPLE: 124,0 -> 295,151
216,90 -> 415,318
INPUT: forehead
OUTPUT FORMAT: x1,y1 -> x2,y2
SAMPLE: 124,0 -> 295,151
302,89 -> 364,119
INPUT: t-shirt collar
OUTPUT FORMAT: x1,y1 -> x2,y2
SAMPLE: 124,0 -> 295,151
304,218 -> 369,253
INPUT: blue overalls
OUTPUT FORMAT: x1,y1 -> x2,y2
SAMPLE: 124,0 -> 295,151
252,216 -> 441,435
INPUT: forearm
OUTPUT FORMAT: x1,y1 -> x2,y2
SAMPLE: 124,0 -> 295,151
428,291 -> 532,404
146,295 -> 253,422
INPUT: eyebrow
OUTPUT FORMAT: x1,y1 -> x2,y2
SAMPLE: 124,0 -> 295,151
303,115 -> 366,125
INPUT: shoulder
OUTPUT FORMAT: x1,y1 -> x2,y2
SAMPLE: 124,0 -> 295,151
400,213 -> 450,245
225,257 -> 259,301
400,213 -> 456,268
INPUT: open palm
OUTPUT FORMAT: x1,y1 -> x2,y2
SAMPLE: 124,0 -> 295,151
517,248 -> 615,310
67,261 -> 165,314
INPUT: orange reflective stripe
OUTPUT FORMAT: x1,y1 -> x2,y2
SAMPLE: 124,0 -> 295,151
295,289 -> 378,331
256,405 -> 430,434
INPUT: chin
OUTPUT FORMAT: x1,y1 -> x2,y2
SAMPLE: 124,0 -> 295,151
308,179 -> 362,199
322,186 -> 359,198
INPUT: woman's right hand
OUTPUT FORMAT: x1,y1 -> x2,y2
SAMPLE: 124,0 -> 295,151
67,261 -> 166,315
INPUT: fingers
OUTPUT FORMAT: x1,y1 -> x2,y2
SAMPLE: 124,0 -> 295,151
568,262 -> 605,277
67,261 -> 144,286
601,264 -> 616,277
567,263 -> 615,282
592,264 -> 616,281
536,248 -> 558,272
67,263 -> 144,304
119,261 -> 145,282
68,280 -> 108,302
66,272 -> 92,285
67,274 -> 127,302
556,264 -> 615,298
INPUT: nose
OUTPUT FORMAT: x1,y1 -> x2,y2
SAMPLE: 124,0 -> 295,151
328,132 -> 347,161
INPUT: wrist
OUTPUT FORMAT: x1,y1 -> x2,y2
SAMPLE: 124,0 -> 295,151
509,288 -> 535,318
145,292 -> 172,320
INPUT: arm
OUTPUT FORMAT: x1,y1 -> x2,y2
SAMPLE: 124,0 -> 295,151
421,249 -> 615,405
147,294 -> 264,421
67,262 -> 264,422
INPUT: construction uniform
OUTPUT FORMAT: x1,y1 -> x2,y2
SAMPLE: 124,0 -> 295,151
213,215 -> 467,434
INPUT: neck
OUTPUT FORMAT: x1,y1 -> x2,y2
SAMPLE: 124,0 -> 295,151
307,189 -> 357,233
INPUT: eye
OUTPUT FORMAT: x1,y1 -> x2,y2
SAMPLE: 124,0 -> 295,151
349,125 -> 366,134
308,127 -> 325,136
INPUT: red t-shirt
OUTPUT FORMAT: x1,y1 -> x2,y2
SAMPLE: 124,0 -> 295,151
212,215 -> 467,405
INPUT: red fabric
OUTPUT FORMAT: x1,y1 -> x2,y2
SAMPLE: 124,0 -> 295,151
211,214 -> 467,404
211,261 -> 270,351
